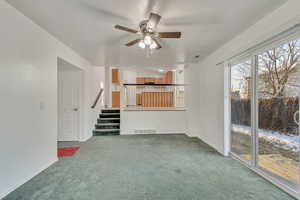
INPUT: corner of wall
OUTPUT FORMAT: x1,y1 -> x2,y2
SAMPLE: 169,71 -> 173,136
0,158 -> 58,199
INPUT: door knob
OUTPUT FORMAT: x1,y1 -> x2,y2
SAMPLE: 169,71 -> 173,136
73,108 -> 79,111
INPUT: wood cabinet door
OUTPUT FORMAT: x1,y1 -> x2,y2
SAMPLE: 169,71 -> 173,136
136,77 -> 145,88
112,91 -> 120,108
112,69 -> 120,84
163,71 -> 173,84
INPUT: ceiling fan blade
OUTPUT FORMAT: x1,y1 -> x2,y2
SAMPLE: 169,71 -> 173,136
115,25 -> 138,34
159,32 -> 181,38
125,39 -> 141,47
147,13 -> 161,29
152,38 -> 162,49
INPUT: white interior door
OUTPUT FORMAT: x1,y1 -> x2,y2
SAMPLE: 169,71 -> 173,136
58,69 -> 80,141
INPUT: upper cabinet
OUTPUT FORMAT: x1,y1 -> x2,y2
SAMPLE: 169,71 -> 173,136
112,69 -> 120,84
163,71 -> 173,84
135,71 -> 174,85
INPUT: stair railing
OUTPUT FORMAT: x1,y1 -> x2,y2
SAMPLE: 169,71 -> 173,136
123,83 -> 185,109
91,88 -> 104,109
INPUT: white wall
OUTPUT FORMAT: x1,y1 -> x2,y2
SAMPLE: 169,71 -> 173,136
136,72 -> 161,78
121,70 -> 137,84
0,1 -> 104,198
88,66 -> 105,135
186,0 -> 300,154
175,70 -> 184,85
104,66 -> 110,107
121,110 -> 187,135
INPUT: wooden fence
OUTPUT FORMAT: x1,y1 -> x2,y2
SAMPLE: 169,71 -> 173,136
231,97 -> 299,135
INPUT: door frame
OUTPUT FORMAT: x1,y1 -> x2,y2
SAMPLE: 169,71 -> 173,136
57,58 -> 83,142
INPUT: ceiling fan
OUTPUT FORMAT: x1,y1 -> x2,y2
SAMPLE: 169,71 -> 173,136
114,13 -> 181,50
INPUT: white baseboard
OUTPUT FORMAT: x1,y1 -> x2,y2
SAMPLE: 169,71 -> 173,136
120,131 -> 187,135
184,131 -> 226,156
80,134 -> 92,142
0,158 -> 58,199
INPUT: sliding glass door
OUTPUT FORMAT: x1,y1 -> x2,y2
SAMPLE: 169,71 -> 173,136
230,60 -> 253,162
230,36 -> 300,188
257,38 -> 300,186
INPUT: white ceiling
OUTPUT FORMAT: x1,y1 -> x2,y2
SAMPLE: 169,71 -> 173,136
7,0 -> 287,68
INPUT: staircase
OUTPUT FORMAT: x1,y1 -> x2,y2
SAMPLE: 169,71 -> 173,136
93,109 -> 120,136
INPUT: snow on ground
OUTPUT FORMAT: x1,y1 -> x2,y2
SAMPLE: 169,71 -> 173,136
232,124 -> 299,152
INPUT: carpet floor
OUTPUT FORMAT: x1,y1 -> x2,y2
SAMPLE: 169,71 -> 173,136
3,134 -> 295,200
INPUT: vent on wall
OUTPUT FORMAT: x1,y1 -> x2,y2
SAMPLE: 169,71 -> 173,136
134,129 -> 157,134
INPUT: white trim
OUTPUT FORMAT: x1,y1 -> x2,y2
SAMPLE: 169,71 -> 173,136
218,23 -> 300,66
252,55 -> 259,167
118,132 -> 226,155
80,135 -> 92,142
120,132 -> 187,135
78,69 -> 84,142
0,158 -> 58,199
194,134 -> 226,156
223,62 -> 231,156
57,58 -> 84,142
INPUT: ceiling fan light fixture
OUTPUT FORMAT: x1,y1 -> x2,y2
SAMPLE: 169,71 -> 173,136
150,42 -> 158,49
138,41 -> 146,49
144,35 -> 153,46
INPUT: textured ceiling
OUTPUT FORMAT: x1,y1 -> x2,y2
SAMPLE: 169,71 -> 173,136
7,0 -> 287,68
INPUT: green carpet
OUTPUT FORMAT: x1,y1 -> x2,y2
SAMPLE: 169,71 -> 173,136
4,134 -> 295,200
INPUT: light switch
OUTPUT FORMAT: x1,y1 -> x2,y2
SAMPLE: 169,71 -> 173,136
40,101 -> 45,110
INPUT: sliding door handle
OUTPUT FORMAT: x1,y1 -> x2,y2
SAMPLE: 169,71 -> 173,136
294,111 -> 299,125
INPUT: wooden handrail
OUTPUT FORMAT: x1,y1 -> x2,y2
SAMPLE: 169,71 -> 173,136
91,88 -> 104,109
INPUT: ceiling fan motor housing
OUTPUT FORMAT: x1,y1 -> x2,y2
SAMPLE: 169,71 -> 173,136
139,20 -> 151,34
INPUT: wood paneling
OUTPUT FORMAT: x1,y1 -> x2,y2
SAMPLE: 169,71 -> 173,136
136,77 -> 145,84
112,91 -> 120,108
141,92 -> 174,107
144,77 -> 155,84
136,93 -> 142,105
112,69 -> 120,84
